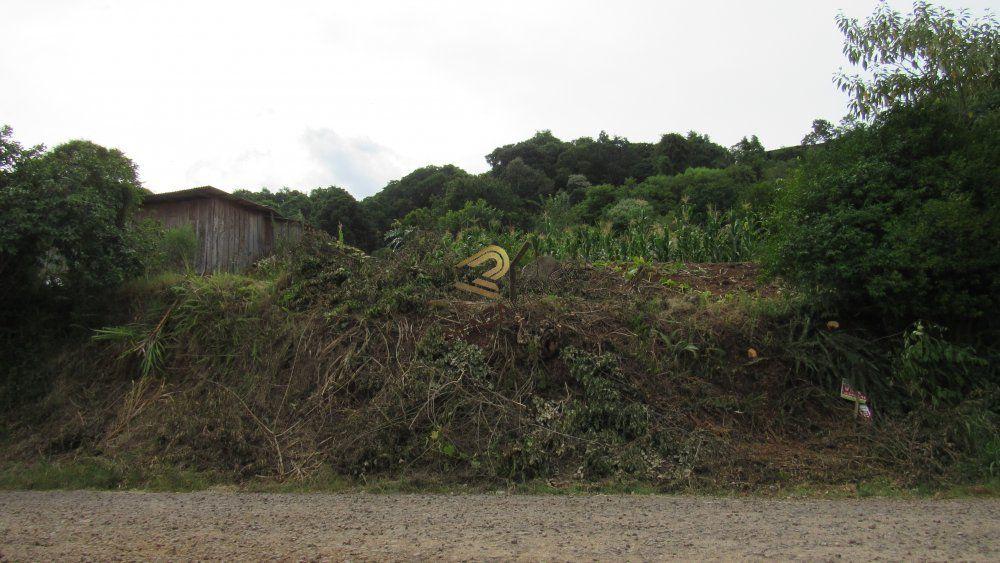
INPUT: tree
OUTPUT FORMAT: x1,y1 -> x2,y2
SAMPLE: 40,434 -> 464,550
499,157 -> 554,200
234,187 -> 312,222
566,173 -> 591,192
0,137 -> 146,301
835,1 -> 999,119
604,198 -> 654,231
0,125 -> 42,174
565,173 -> 591,204
653,131 -> 732,176
736,178 -> 783,213
554,131 -> 651,186
536,192 -> 577,233
574,184 -> 621,224
485,130 -> 567,179
631,174 -> 684,215
440,174 -> 525,224
763,95 -> 1000,328
801,119 -> 837,145
652,133 -> 692,176
730,135 -> 766,180
309,186 -> 377,250
360,165 -> 467,233
677,167 -> 743,216
683,131 -> 733,170
437,199 -> 502,232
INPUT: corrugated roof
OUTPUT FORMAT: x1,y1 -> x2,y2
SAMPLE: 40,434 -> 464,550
142,186 -> 296,221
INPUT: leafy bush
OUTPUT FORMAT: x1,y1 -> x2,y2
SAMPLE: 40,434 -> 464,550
161,225 -> 198,272
0,130 -> 148,407
0,138 -> 146,302
437,199 -> 502,233
604,198 -> 653,231
896,322 -> 992,407
535,191 -> 577,234
632,167 -> 745,217
360,164 -> 468,233
763,96 -> 1000,328
736,178 -> 782,213
309,186 -> 379,251
574,184 -> 621,224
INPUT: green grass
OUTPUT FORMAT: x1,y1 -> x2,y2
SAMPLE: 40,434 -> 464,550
0,460 -> 215,492
2,461 -> 997,498
0,460 -> 124,490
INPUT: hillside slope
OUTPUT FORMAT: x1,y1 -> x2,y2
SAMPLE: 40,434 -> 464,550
0,233 -> 985,490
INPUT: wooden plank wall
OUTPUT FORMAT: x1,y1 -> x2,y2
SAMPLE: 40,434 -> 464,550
139,197 -> 303,274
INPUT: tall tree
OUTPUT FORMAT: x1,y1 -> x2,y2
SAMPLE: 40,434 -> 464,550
310,186 -> 377,250
499,158 -> 554,200
485,130 -> 567,179
835,1 -> 999,119
360,165 -> 467,233
555,131 -> 648,187
0,137 -> 145,299
653,131 -> 732,176
801,119 -> 837,145
234,187 -> 312,222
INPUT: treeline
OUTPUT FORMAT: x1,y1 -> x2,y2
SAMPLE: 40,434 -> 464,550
237,127 -> 822,250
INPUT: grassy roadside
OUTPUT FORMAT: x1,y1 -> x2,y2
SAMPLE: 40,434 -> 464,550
3,237 -> 995,499
2,460 -> 996,499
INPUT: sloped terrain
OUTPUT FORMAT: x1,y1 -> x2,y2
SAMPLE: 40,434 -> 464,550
0,233 -> 983,490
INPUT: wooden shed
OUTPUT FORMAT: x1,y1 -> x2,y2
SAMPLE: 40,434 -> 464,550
139,186 -> 303,274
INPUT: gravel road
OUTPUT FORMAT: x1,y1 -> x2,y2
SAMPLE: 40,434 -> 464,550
0,491 -> 996,560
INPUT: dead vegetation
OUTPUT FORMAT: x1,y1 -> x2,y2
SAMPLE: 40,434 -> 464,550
0,232 -> 986,490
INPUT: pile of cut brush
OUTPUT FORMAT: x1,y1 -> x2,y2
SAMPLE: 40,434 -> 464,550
0,232 -> 978,490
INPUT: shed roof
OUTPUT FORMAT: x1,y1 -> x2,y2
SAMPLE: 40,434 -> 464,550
142,186 -> 296,221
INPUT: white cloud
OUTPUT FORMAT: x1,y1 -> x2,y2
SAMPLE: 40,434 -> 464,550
300,129 -> 402,198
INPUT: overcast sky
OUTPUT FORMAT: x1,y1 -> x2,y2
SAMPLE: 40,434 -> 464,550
2,0 -> 995,198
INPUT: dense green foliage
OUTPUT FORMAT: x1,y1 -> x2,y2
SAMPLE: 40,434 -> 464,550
764,96 -> 1000,328
0,130 -> 153,407
442,206 -> 764,264
234,185 -> 379,250
0,134 -> 146,304
361,165 -> 468,232
231,124 -> 783,250
232,187 -> 312,222
350,131 -> 784,245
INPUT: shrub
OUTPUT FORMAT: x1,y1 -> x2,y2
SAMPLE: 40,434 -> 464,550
0,139 -> 146,303
632,167 -> 744,217
896,322 -> 992,407
604,198 -> 653,231
535,192 -> 577,234
161,225 -> 199,272
574,184 -> 621,223
763,96 -> 1000,328
0,133 -> 147,407
437,199 -> 502,233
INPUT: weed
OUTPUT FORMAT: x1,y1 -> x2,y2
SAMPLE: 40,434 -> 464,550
2,231 -> 994,493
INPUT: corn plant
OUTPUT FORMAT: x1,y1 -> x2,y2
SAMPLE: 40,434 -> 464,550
450,205 -> 764,264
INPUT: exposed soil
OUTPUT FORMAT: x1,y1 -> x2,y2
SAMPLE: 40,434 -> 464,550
1,491 -> 996,560
654,261 -> 777,297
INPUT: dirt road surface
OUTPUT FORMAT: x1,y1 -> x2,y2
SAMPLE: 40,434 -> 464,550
0,491 -> 996,560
